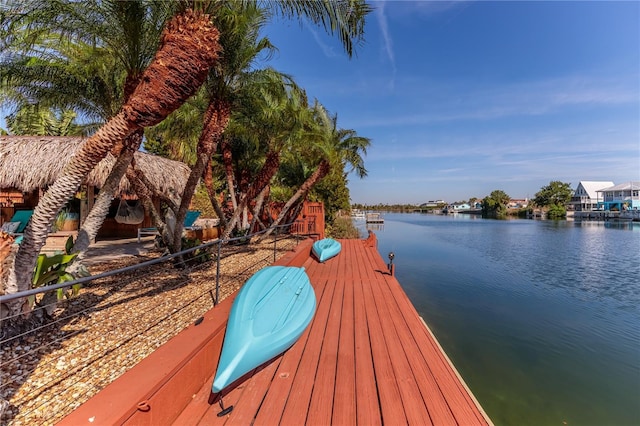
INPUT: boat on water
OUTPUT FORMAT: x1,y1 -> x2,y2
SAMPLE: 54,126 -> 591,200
312,238 -> 342,263
212,265 -> 316,398
351,209 -> 366,220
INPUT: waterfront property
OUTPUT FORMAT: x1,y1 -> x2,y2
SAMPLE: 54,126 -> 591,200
444,202 -> 471,213
507,198 -> 528,209
60,236 -> 491,425
596,181 -> 640,211
569,180 -> 615,211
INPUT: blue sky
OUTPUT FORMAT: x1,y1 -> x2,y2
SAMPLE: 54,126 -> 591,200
1,1 -> 637,205
264,1 -> 640,204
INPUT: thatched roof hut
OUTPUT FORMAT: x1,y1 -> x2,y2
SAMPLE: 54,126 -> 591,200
0,136 -> 190,198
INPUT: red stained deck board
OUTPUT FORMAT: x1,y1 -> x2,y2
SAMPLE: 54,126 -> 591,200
221,358 -> 282,425
359,264 -> 409,424
382,271 -> 489,424
306,272 -> 344,423
331,259 -> 356,425
353,278 -> 383,425
368,269 -> 433,424
372,270 -> 455,424
250,268 -> 332,425
276,277 -> 336,424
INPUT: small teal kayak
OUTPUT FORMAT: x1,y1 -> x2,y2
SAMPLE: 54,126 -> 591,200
312,238 -> 342,263
212,266 -> 316,394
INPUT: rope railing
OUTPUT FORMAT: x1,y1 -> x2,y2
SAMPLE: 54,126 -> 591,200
0,221 -> 306,425
0,221 -> 301,306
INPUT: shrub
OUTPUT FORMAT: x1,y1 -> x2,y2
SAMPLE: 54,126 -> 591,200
326,217 -> 361,239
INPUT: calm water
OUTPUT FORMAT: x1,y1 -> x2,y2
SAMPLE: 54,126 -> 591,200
357,213 -> 640,426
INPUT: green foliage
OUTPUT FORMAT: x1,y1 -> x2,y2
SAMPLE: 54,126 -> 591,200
482,190 -> 511,218
31,236 -> 87,303
326,216 -> 361,239
311,168 -> 351,225
352,203 -> 426,212
32,253 -> 76,288
533,181 -> 573,208
180,237 -> 212,266
142,133 -> 172,158
53,210 -> 67,233
5,105 -> 87,136
190,184 -> 217,218
547,204 -> 567,219
229,228 -> 251,245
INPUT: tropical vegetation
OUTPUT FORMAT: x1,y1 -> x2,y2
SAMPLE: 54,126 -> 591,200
482,189 -> 511,218
531,180 -> 573,219
0,0 -> 373,319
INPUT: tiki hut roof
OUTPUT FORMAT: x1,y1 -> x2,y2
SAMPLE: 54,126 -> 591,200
0,136 -> 190,198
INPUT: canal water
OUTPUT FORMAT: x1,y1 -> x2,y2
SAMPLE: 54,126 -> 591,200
357,213 -> 639,426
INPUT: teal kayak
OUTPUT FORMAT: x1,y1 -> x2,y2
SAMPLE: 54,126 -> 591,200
212,266 -> 316,394
312,238 -> 342,263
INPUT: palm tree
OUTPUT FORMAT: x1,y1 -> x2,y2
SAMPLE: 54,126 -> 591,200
219,75 -> 312,239
1,1 -> 169,261
4,105 -> 86,136
152,0 -> 372,252
2,0 -> 372,314
6,8 -> 221,316
263,101 -> 369,237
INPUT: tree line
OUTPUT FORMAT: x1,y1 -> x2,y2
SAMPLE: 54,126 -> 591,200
353,180 -> 574,218
481,181 -> 573,218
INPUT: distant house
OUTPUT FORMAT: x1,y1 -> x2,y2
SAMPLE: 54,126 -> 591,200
596,181 -> 640,211
443,202 -> 471,213
421,200 -> 445,207
508,198 -> 528,209
570,181 -> 614,211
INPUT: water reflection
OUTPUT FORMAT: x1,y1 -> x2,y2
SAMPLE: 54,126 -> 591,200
573,219 -> 638,231
366,223 -> 384,232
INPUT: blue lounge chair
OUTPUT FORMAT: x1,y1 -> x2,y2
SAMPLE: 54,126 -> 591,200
0,209 -> 34,244
137,210 -> 201,243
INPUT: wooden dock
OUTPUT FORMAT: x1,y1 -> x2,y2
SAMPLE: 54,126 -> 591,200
366,212 -> 384,223
60,235 -> 491,425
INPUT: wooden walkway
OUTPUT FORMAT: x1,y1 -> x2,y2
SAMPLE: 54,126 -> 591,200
60,236 -> 491,425
178,236 -> 490,425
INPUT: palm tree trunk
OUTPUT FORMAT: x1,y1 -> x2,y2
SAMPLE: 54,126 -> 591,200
72,131 -> 142,260
203,159 -> 227,228
222,151 -> 280,239
1,233 -> 16,301
125,165 -> 169,241
261,160 -> 330,240
221,137 -> 238,213
6,9 -> 220,316
171,99 -> 230,253
248,186 -> 269,232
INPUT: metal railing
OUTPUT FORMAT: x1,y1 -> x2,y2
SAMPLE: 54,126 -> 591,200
0,221 -> 306,425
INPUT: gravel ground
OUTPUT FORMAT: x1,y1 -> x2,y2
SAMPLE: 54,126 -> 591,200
0,237 -> 299,425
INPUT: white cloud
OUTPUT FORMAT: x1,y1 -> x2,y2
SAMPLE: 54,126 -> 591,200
374,2 -> 397,90
347,74 -> 639,128
302,21 -> 337,58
